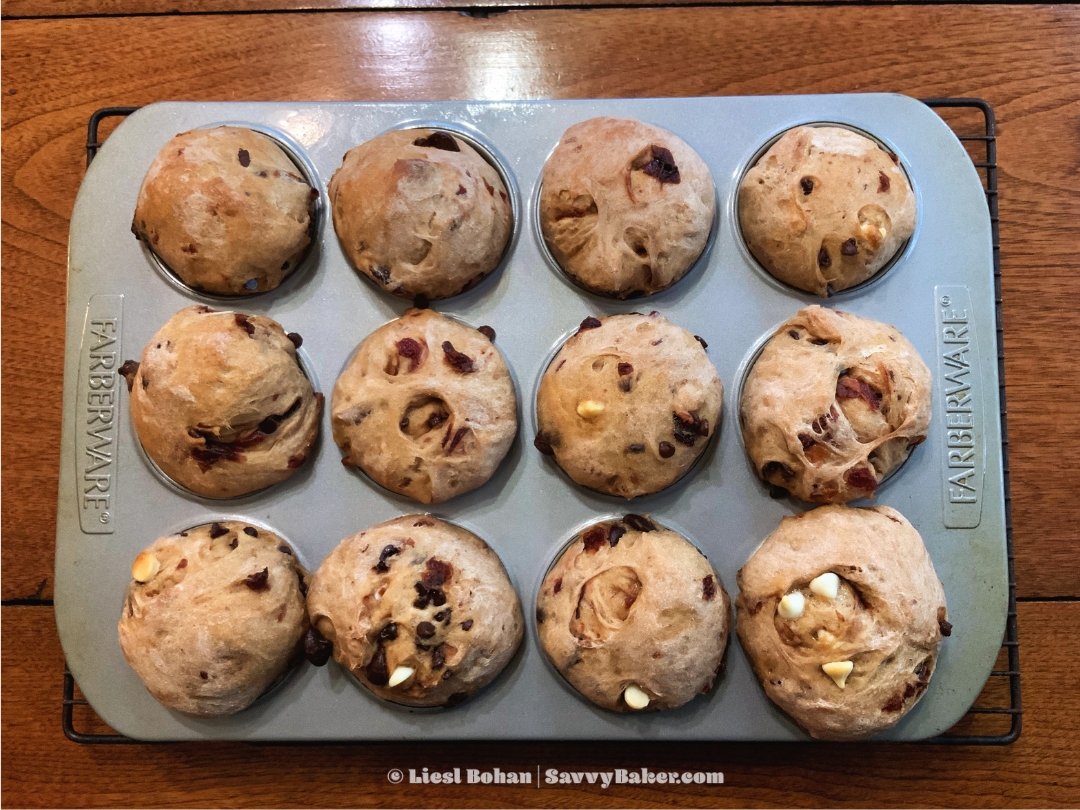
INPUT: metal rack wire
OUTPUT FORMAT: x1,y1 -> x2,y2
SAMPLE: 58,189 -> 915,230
62,99 -> 1020,745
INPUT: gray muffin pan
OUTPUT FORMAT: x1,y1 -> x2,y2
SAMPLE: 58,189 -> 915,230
56,95 -> 1005,741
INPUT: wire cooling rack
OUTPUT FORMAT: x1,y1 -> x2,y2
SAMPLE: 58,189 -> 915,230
60,99 -> 1020,745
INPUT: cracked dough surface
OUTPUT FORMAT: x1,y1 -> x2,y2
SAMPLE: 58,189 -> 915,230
735,505 -> 949,740
306,515 -> 523,708
739,125 -> 916,296
118,520 -> 309,717
740,305 -> 930,504
123,305 -> 322,498
537,515 -> 730,711
332,308 -> 517,504
328,128 -> 512,300
132,126 -> 316,295
539,116 -> 715,298
535,312 -> 722,498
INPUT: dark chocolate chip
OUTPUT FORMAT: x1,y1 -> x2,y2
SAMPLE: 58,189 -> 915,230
371,265 -> 391,284
461,619 -> 474,631
209,522 -> 229,539
478,325 -> 496,341
238,149 -> 250,167
658,441 -> 675,459
379,622 -> 399,641
287,332 -> 303,348
442,669 -> 453,680
277,545 -> 292,555
374,545 -> 400,573
304,627 -> 333,666
413,293 -> 429,310
788,330 -> 800,340
939,620 -> 953,637
578,316 -> 602,333
431,644 -> 446,670
618,377 -> 632,393
244,568 -> 270,591
618,362 -> 634,376
810,338 -> 829,346
878,171 -> 891,193
623,514 -> 655,533
841,238 -> 859,256
416,621 -> 436,639
177,558 -> 187,569
119,360 -> 140,391
607,525 -> 626,547
534,434 -> 555,455
817,246 -> 831,269
628,443 -> 646,453
695,335 -> 708,350
434,609 -> 451,623
413,131 -> 460,152
800,176 -> 814,195
367,645 -> 389,685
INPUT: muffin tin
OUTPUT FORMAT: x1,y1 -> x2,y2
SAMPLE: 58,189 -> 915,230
56,95 -> 1006,741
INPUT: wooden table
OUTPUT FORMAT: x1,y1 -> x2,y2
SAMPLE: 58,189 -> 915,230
3,2 -> 1079,807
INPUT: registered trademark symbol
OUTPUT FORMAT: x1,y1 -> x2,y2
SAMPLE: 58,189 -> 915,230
100,511 -> 110,524
941,296 -> 951,306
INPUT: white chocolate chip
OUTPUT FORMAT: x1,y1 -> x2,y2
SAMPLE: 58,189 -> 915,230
809,572 -> 840,600
131,551 -> 160,583
577,400 -> 606,419
822,661 -> 854,689
817,630 -> 836,645
387,666 -> 414,688
879,226 -> 888,239
623,684 -> 650,710
777,592 -> 805,620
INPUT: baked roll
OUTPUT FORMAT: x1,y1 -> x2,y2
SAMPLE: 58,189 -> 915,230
740,305 -> 930,503
132,126 -> 317,295
535,312 -> 722,498
328,128 -> 512,300
735,505 -> 950,740
739,125 -> 916,296
118,521 -> 309,716
119,305 -> 322,498
306,515 -> 523,707
537,515 -> 730,711
540,117 -> 715,298
331,308 -> 517,504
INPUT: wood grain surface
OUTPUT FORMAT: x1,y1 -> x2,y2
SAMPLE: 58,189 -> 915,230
2,4 -> 1079,808
0,0 -> 983,18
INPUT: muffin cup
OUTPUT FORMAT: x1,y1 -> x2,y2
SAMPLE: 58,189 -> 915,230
138,121 -> 325,301
130,344 -> 322,502
732,121 -> 919,299
351,120 -> 522,304
529,320 -> 721,501
733,316 -> 920,501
